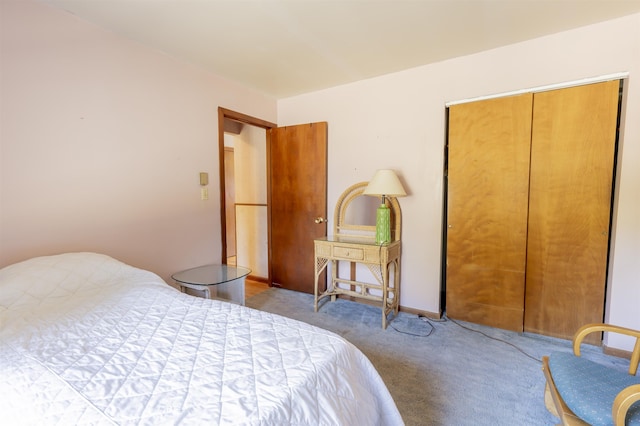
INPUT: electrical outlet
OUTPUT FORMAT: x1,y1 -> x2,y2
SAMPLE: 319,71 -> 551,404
201,188 -> 208,200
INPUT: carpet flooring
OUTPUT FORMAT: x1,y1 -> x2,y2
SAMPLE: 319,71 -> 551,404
246,288 -> 631,426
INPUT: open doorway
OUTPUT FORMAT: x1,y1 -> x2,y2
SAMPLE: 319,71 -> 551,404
218,108 -> 276,293
218,108 -> 329,295
223,146 -> 236,264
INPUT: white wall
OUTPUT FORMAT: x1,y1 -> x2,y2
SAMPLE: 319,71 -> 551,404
278,14 -> 640,351
0,0 -> 277,282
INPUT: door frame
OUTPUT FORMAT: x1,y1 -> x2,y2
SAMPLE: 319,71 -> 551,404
217,107 -> 276,274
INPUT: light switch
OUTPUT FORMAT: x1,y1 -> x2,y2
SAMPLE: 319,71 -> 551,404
199,172 -> 208,186
201,187 -> 209,200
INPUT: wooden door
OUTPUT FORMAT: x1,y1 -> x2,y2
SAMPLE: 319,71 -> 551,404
446,94 -> 533,331
524,81 -> 619,343
268,122 -> 328,293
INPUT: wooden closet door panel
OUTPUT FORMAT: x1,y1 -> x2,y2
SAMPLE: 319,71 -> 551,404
446,94 -> 533,331
525,80 -> 619,342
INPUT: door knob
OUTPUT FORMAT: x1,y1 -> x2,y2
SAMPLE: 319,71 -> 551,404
315,217 -> 326,224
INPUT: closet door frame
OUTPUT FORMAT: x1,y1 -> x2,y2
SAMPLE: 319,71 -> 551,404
444,78 -> 622,340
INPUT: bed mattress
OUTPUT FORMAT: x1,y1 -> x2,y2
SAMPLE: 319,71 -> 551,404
0,252 -> 403,425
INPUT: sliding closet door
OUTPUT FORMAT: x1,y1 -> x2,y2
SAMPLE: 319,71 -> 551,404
446,94 -> 533,331
524,81 -> 619,342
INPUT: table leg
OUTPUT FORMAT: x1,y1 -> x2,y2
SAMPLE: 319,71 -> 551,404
330,259 -> 337,302
314,256 -> 329,312
394,258 -> 401,315
382,260 -> 390,329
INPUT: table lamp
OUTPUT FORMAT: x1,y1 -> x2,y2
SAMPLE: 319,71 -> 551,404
363,169 -> 406,244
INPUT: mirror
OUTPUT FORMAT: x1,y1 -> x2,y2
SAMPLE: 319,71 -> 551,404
344,194 -> 378,227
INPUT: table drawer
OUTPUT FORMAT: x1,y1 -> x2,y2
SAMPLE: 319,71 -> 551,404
333,246 -> 364,260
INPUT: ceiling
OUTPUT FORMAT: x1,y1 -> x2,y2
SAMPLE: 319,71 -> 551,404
41,0 -> 640,99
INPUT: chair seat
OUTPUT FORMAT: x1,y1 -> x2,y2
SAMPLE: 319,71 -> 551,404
549,352 -> 640,426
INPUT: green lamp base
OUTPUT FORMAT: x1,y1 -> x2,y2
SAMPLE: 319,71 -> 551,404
375,204 -> 391,244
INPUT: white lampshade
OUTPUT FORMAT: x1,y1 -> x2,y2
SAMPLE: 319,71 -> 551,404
363,169 -> 406,197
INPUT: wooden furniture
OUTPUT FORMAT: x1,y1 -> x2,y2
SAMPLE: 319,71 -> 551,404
171,264 -> 251,305
314,182 -> 402,329
446,80 -> 620,341
542,324 -> 640,425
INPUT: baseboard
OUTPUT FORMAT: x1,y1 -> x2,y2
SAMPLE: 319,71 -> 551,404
247,275 -> 269,284
399,305 -> 442,320
603,344 -> 633,360
336,295 -> 442,319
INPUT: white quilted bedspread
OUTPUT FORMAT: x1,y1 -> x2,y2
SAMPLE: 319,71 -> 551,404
0,253 -> 403,425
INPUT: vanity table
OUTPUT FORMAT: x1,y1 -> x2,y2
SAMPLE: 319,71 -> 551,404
314,182 -> 402,329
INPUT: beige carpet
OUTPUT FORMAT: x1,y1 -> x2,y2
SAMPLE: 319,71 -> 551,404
246,288 -> 629,426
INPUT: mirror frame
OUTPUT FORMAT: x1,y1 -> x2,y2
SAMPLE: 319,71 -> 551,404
334,182 -> 402,241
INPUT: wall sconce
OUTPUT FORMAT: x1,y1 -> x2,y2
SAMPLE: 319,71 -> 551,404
363,169 -> 406,244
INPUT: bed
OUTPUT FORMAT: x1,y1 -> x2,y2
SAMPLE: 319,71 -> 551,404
0,252 -> 403,425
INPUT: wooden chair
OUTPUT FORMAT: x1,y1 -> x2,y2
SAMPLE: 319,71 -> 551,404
542,324 -> 640,425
